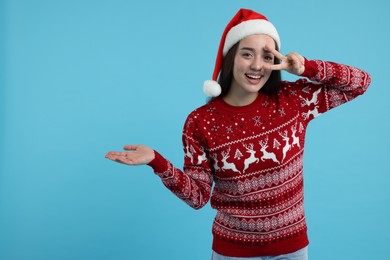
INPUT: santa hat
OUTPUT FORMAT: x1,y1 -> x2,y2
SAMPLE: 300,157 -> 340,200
203,9 -> 281,97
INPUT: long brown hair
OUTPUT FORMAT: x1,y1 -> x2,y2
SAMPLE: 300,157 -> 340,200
209,41 -> 282,102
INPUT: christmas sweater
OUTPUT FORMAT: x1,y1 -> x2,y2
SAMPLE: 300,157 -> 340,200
148,59 -> 371,257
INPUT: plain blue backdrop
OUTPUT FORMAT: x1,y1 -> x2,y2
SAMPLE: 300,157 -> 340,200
1,0 -> 389,259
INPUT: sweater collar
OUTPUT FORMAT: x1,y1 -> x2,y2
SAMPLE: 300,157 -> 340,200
214,93 -> 263,113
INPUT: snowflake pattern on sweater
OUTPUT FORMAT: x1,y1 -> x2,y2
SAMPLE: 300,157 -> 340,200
148,59 -> 371,257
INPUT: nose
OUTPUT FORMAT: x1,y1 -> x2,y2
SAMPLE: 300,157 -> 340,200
250,57 -> 263,71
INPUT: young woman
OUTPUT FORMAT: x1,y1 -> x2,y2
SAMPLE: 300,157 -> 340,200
105,9 -> 371,260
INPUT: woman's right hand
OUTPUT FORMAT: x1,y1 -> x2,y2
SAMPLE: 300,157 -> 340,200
105,145 -> 155,166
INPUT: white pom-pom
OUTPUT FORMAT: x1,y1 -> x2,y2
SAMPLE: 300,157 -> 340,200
203,80 -> 222,97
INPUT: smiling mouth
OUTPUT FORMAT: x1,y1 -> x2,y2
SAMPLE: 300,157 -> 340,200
246,74 -> 263,79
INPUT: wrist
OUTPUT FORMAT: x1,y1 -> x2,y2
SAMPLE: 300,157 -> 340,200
300,58 -> 317,78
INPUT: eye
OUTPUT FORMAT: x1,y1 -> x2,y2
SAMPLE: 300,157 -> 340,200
241,52 -> 253,59
264,55 -> 274,62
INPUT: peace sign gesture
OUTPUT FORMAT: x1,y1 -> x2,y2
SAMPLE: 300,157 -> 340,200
264,46 -> 306,76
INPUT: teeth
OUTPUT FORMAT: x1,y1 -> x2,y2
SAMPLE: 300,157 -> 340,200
246,74 -> 261,79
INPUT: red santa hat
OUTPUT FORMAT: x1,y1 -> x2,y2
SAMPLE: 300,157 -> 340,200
203,9 -> 281,97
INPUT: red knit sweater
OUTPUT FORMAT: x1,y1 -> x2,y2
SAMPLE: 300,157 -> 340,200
148,59 -> 371,257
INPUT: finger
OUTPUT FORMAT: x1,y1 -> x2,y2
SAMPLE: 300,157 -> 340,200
106,152 -> 127,160
288,53 -> 305,71
287,52 -> 305,65
106,154 -> 118,161
106,153 -> 121,160
110,151 -> 129,156
265,45 -> 285,61
116,155 -> 137,165
114,157 -> 130,165
110,154 -> 130,164
107,152 -> 140,165
294,52 -> 305,63
263,63 -> 286,71
287,53 -> 299,62
124,145 -> 138,151
106,152 -> 122,157
286,55 -> 299,68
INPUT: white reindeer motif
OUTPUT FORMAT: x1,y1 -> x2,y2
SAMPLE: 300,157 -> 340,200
291,123 -> 300,148
197,150 -> 208,165
300,88 -> 321,107
210,153 -> 220,171
243,143 -> 259,173
221,147 -> 240,174
259,137 -> 279,164
279,130 -> 291,163
302,106 -> 321,120
184,142 -> 194,164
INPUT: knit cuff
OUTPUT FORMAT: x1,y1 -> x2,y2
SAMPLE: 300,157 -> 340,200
147,150 -> 173,179
300,58 -> 318,79
147,150 -> 166,172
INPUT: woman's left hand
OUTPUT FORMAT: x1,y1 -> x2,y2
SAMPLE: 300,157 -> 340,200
264,46 -> 305,76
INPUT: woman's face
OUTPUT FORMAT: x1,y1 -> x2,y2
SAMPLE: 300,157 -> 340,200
230,34 -> 275,98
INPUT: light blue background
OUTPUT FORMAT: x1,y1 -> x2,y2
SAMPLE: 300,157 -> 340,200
1,0 -> 389,259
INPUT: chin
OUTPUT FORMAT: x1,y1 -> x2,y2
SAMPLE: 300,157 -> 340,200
247,84 -> 266,93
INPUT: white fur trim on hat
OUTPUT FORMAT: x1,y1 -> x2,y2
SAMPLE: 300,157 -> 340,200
223,19 -> 281,56
203,80 -> 222,97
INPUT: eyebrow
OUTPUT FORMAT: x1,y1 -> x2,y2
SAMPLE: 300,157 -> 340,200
239,47 -> 256,52
239,47 -> 273,54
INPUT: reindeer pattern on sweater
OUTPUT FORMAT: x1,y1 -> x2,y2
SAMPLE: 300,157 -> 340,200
148,59 -> 371,256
